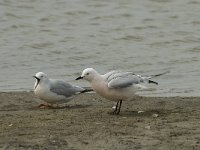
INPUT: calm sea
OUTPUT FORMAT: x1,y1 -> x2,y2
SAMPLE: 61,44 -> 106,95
0,0 -> 199,96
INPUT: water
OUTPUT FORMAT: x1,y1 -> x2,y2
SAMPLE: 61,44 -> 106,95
0,0 -> 199,96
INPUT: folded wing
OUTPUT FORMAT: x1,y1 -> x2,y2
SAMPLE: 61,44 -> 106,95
106,71 -> 158,89
50,80 -> 85,98
106,71 -> 141,88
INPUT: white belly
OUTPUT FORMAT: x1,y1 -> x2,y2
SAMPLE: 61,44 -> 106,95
92,81 -> 135,102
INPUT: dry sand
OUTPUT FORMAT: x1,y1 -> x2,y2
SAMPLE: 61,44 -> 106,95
0,91 -> 200,150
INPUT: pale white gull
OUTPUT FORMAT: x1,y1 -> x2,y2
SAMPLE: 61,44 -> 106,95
76,68 -> 167,114
33,72 -> 91,108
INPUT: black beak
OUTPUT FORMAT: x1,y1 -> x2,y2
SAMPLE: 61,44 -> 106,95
33,76 -> 40,81
33,76 -> 40,89
76,76 -> 83,80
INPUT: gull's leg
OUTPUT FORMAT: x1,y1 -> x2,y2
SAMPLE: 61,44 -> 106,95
112,102 -> 117,110
116,100 -> 122,115
38,103 -> 53,108
112,101 -> 119,114
38,103 -> 48,108
55,103 -> 59,108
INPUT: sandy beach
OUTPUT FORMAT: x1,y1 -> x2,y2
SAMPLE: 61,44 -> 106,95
0,92 -> 199,150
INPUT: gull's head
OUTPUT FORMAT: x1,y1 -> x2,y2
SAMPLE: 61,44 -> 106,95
33,72 -> 48,89
76,68 -> 98,82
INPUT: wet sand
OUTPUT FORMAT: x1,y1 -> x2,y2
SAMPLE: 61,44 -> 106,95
0,92 -> 200,150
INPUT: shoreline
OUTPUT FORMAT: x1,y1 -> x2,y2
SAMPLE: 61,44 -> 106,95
0,92 -> 200,150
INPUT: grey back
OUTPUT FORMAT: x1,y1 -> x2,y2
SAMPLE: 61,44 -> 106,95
105,71 -> 144,89
50,79 -> 84,98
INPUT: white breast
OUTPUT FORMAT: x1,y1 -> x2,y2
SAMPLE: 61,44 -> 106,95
91,77 -> 135,102
34,82 -> 69,104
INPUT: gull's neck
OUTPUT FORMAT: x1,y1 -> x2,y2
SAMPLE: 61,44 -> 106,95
90,72 -> 102,83
35,78 -> 50,90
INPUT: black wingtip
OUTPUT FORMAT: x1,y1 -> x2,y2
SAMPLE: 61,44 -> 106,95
80,88 -> 93,93
149,80 -> 158,85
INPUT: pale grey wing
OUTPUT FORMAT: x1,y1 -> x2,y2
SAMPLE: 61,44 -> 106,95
105,70 -> 135,83
107,76 -> 142,89
50,80 -> 84,98
105,70 -> 158,88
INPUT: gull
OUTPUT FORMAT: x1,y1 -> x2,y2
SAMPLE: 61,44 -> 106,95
33,72 -> 91,108
76,68 -> 167,114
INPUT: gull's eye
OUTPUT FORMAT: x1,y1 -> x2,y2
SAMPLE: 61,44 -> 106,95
86,73 -> 89,75
41,75 -> 43,78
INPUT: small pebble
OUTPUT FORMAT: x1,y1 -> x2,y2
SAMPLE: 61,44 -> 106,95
152,114 -> 159,118
138,111 -> 144,113
145,125 -> 151,130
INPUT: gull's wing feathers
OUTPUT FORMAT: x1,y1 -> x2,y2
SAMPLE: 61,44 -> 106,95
50,79 -> 84,98
105,71 -> 142,89
105,70 -> 135,82
108,77 -> 141,88
105,70 -> 158,89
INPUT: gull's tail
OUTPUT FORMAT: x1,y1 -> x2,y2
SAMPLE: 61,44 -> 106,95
141,71 -> 170,85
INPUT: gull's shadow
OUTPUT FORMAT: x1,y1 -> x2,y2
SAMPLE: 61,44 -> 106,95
30,104 -> 91,110
60,104 -> 91,109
